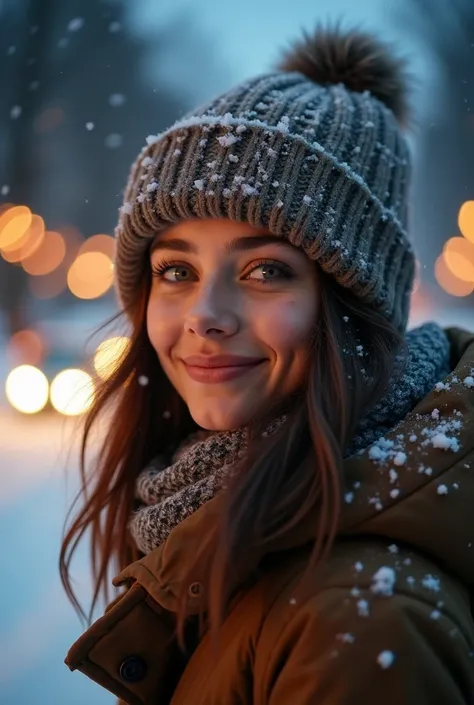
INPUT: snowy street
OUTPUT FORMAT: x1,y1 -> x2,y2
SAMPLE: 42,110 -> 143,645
0,409 -> 112,705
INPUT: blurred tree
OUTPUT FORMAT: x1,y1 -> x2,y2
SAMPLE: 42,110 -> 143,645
0,0 -> 51,334
0,0 -> 229,333
397,0 -> 474,307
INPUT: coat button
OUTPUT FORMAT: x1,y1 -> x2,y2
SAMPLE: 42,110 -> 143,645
188,581 -> 203,597
119,655 -> 147,683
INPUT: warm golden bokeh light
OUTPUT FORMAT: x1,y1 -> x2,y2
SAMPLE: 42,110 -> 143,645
1,213 -> 45,262
7,329 -> 47,367
67,251 -> 114,299
0,205 -> 32,250
5,365 -> 49,414
443,236 -> 474,282
435,255 -> 474,297
22,230 -> 66,275
458,200 -> 474,243
50,368 -> 94,416
93,336 -> 130,380
79,233 -> 116,259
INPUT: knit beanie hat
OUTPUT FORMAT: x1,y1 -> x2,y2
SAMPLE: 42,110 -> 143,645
114,26 -> 415,332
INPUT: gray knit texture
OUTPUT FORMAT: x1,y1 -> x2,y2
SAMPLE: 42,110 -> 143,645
130,323 -> 450,555
115,72 -> 415,332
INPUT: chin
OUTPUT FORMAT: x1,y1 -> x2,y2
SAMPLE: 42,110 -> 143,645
188,404 -> 254,432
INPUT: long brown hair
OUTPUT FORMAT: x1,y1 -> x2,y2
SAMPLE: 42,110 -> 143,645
60,262 -> 404,638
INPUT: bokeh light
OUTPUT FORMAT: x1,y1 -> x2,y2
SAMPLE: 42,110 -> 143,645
93,336 -> 130,380
1,213 -> 45,262
67,251 -> 114,299
443,236 -> 474,282
5,365 -> 49,414
7,329 -> 47,367
0,205 -> 32,250
458,200 -> 474,243
78,233 -> 116,259
22,230 -> 66,275
435,255 -> 474,297
49,368 -> 94,416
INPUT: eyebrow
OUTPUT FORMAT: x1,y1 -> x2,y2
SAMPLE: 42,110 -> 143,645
150,234 -> 296,256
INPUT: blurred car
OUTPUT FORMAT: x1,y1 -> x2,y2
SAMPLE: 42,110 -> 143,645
2,300 -> 126,416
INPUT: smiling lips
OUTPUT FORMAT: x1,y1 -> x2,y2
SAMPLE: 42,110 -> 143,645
181,354 -> 267,383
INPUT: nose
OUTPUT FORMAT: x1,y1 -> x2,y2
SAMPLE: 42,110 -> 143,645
183,283 -> 239,339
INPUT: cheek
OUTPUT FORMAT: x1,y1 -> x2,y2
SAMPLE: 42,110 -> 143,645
146,296 -> 179,355
257,299 -> 316,352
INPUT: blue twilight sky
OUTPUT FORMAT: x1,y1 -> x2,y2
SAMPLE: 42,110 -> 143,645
126,0 -> 438,114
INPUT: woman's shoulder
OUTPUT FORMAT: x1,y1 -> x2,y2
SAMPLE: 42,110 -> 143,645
444,326 -> 474,365
253,539 -> 474,703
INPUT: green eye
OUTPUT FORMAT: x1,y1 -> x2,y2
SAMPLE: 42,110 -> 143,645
246,259 -> 293,283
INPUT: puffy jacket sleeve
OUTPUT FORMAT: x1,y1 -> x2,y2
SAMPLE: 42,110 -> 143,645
262,587 -> 474,705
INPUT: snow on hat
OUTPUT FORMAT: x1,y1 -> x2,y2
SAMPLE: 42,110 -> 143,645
114,24 -> 415,332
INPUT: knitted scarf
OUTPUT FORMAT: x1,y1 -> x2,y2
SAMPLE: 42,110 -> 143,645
130,322 -> 451,555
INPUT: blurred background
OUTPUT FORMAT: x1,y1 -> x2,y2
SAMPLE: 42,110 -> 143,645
0,0 -> 473,703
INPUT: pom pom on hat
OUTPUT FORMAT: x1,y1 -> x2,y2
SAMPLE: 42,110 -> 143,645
276,23 -> 412,127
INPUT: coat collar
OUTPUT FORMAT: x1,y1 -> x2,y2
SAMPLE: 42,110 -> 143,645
115,327 -> 474,615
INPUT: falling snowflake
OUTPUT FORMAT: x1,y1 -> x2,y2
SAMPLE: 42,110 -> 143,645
10,105 -> 22,119
437,484 -> 448,495
138,375 -> 149,386
68,17 -> 84,32
108,21 -> 122,33
109,93 -> 126,108
337,632 -> 355,644
85,122 -> 94,131
377,651 -> 395,669
1,185 -> 10,196
105,133 -> 123,149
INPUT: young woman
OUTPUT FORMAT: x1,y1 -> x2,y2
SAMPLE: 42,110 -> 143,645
62,25 -> 474,705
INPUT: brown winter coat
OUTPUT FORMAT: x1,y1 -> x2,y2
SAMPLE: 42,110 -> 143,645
66,327 -> 474,705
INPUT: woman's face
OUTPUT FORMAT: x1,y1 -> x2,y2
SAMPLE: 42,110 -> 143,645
147,218 -> 318,430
